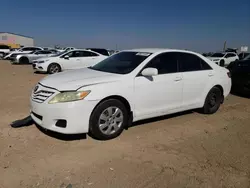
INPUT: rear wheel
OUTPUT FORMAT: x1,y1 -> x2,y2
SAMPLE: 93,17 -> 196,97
89,99 -> 128,140
19,57 -> 29,64
47,63 -> 61,74
0,52 -> 4,59
202,87 -> 223,114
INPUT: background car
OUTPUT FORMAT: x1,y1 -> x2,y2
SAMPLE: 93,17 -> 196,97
227,54 -> 250,95
207,52 -> 239,67
32,49 -> 108,74
30,48 -> 231,140
4,46 -> 43,60
13,50 -> 58,64
238,52 -> 250,60
0,44 -> 11,58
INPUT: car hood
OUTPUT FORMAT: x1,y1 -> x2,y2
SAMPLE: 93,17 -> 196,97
39,68 -> 123,91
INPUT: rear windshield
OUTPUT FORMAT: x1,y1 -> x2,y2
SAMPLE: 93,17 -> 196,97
87,49 -> 109,56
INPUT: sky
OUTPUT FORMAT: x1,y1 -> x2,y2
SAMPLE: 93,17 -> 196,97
1,0 -> 250,52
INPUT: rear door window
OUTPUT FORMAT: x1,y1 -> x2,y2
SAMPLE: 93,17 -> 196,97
178,52 -> 212,72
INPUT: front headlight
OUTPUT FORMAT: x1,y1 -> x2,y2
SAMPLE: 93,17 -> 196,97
38,59 -> 49,64
48,91 -> 90,104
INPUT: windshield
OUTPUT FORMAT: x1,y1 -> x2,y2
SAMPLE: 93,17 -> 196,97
29,51 -> 37,54
50,50 -> 67,57
89,51 -> 152,74
243,54 -> 250,60
211,53 -> 225,57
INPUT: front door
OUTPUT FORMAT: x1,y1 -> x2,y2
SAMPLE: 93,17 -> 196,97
60,51 -> 82,70
133,52 -> 183,119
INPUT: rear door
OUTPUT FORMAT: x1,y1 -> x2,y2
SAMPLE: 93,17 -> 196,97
32,51 -> 53,61
177,52 -> 214,109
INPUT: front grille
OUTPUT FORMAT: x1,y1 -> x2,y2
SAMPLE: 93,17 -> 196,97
32,90 -> 55,103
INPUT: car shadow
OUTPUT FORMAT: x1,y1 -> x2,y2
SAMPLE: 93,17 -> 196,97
34,71 -> 47,75
35,124 -> 87,141
230,90 -> 250,99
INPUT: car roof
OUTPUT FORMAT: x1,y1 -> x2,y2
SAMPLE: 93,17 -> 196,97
123,48 -> 199,54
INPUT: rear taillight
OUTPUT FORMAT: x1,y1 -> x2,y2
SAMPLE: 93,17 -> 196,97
227,72 -> 231,78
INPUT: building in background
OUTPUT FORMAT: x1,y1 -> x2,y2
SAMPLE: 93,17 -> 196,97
0,32 -> 34,48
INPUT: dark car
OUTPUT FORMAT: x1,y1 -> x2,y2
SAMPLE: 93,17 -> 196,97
227,55 -> 250,95
86,48 -> 110,56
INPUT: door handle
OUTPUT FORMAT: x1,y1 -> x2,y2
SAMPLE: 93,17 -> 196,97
76,59 -> 80,61
174,77 -> 182,81
208,72 -> 214,77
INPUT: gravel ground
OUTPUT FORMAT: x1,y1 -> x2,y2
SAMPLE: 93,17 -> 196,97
0,60 -> 250,188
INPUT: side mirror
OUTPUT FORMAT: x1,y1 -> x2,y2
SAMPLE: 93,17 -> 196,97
141,68 -> 158,77
64,55 -> 69,59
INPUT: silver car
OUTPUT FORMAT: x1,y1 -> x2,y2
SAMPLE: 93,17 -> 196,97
12,50 -> 58,64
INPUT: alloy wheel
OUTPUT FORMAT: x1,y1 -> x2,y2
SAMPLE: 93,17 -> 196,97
98,106 -> 124,135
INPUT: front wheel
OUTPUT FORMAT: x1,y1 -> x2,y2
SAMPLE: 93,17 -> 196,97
219,59 -> 225,67
89,99 -> 128,140
47,63 -> 61,74
202,87 -> 223,114
19,57 -> 29,64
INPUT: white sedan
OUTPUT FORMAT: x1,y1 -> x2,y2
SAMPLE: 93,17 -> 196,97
32,49 -> 107,74
30,48 -> 231,140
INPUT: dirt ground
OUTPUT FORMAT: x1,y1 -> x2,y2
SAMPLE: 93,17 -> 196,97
0,60 -> 250,188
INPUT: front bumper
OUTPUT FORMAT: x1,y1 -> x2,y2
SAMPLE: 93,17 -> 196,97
32,63 -> 47,72
30,84 -> 99,134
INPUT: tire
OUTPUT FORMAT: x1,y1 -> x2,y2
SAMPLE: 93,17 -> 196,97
47,63 -> 61,74
89,99 -> 128,140
19,57 -> 29,64
219,59 -> 225,67
0,52 -> 4,59
202,87 -> 223,114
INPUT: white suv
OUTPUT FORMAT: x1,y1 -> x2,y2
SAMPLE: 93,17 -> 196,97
208,52 -> 239,67
32,49 -> 108,74
30,48 -> 231,140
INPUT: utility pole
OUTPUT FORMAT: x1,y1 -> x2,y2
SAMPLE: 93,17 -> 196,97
223,41 -> 227,52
